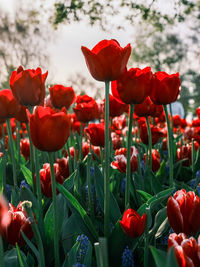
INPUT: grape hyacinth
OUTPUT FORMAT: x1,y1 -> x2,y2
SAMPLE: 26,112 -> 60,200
76,234 -> 88,263
122,246 -> 134,267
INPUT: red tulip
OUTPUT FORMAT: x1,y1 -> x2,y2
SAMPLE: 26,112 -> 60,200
134,96 -> 163,117
15,105 -> 28,123
144,149 -> 160,172
196,107 -> 200,119
140,123 -> 164,145
0,89 -> 20,120
20,138 -> 30,161
0,195 -> 11,235
167,189 -> 200,236
103,94 -> 128,117
150,71 -> 181,105
49,85 -> 75,109
111,67 -> 152,104
111,146 -> 138,173
73,95 -> 98,122
3,202 -> 33,246
55,157 -> 70,179
10,66 -> 48,106
85,123 -> 105,147
29,106 -> 70,152
177,145 -> 193,167
81,39 -> 131,81
168,233 -> 200,267
119,208 -> 147,238
39,163 -> 65,198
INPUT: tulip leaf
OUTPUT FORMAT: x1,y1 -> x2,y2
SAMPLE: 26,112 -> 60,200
16,244 -> 29,267
21,164 -> 33,187
167,248 -> 179,267
56,183 -> 98,241
155,217 -> 170,239
21,231 -> 40,264
4,248 -> 21,267
94,164 -> 121,224
149,207 -> 167,238
137,190 -> 152,202
150,246 -> 168,267
20,186 -> 39,219
62,170 -> 76,191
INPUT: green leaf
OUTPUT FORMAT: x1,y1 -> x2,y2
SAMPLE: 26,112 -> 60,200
137,190 -> 152,202
21,165 -> 33,187
167,248 -> 179,267
150,207 -> 167,238
21,231 -> 40,263
155,217 -> 170,239
150,246 -> 167,267
56,183 -> 98,241
16,244 -> 29,267
94,165 -> 121,224
62,170 -> 76,190
83,241 -> 92,267
4,249 -> 19,267
20,186 -> 39,219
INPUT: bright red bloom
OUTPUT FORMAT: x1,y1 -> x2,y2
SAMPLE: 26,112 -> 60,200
73,95 -> 98,122
3,202 -> 33,246
177,145 -> 194,167
111,67 -> 152,104
111,146 -> 138,173
119,208 -> 147,238
20,138 -> 30,161
103,94 -> 128,117
10,66 -> 48,106
140,123 -> 164,145
196,107 -> 200,119
49,85 -> 75,109
180,119 -> 188,129
0,195 -> 11,235
168,233 -> 200,267
144,149 -> 160,172
192,119 -> 200,127
85,123 -> 105,147
112,115 -> 127,134
134,97 -> 163,117
0,89 -> 20,120
81,39 -> 131,81
150,71 -> 181,105
55,157 -> 70,179
39,163 -> 65,198
111,132 -> 122,150
15,105 -> 28,123
167,189 -> 200,236
29,106 -> 70,152
173,115 -> 181,127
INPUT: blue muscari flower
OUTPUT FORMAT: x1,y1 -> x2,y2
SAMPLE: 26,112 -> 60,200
76,234 -> 88,263
20,179 -> 30,189
196,170 -> 200,179
90,167 -> 95,176
6,184 -> 11,202
85,185 -> 95,203
74,264 -> 85,267
121,178 -> 126,193
189,179 -> 195,189
122,246 -> 134,267
140,159 -> 145,174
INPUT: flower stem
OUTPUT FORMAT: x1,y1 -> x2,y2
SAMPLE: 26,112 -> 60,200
1,123 -> 6,194
125,104 -> 135,209
79,122 -> 83,160
6,119 -> 17,189
48,152 -> 60,267
16,121 -> 21,167
87,153 -> 94,220
145,116 -> 152,171
0,236 -> 5,267
104,80 -> 110,238
26,122 -> 36,195
163,105 -> 174,187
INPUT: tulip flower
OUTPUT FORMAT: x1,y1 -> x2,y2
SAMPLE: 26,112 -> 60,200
81,39 -> 131,81
29,106 -> 70,152
140,123 -> 164,145
150,71 -> 181,105
196,106 -> 200,119
167,189 -> 200,235
119,208 -> 147,238
15,105 -> 28,123
111,67 -> 153,104
49,84 -> 75,109
39,163 -> 65,198
144,149 -> 160,172
20,138 -> 30,161
134,97 -> 163,118
168,233 -> 200,267
177,145 -> 193,167
10,66 -> 48,106
0,89 -> 20,120
73,95 -> 98,122
103,94 -> 128,117
0,195 -> 11,235
55,157 -> 70,179
2,202 -> 33,246
85,123 -> 105,147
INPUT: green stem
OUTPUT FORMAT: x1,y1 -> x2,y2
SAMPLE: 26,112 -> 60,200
87,153 -> 94,220
16,121 -> 21,166
26,122 -> 36,194
192,139 -> 196,183
163,105 -> 174,187
1,123 -> 6,194
65,142 -> 73,174
145,116 -> 152,171
0,236 -> 5,267
144,233 -> 149,267
48,152 -> 60,267
23,202 -> 45,267
34,147 -> 45,241
125,104 -> 135,209
104,80 -> 110,238
79,122 -> 83,160
6,119 -> 17,189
